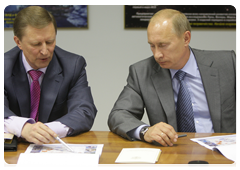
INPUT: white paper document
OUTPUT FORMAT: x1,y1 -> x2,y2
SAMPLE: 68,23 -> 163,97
115,148 -> 161,164
17,144 -> 104,167
25,143 -> 103,155
17,153 -> 99,167
191,134 -> 236,162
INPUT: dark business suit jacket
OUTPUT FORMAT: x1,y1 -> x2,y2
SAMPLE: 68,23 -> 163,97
4,46 -> 97,136
108,48 -> 236,140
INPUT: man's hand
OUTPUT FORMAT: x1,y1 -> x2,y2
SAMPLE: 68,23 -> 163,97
21,122 -> 58,145
144,122 -> 178,146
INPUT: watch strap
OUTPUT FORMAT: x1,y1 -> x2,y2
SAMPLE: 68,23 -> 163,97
139,126 -> 149,142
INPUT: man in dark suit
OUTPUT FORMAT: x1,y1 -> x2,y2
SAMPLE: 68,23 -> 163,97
108,9 -> 236,146
4,6 -> 97,144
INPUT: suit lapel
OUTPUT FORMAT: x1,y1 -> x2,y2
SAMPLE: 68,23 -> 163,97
193,49 -> 221,132
38,53 -> 63,123
151,63 -> 177,131
12,53 -> 31,118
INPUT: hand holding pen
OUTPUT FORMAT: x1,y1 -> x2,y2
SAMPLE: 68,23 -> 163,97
55,136 -> 75,153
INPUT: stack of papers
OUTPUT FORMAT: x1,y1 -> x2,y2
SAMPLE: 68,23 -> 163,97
191,134 -> 236,162
4,133 -> 14,141
17,144 -> 104,167
115,148 -> 161,164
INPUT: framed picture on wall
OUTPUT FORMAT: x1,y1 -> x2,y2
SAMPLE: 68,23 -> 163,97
124,5 -> 236,28
4,5 -> 88,28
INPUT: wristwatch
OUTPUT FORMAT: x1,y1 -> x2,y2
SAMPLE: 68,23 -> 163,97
140,126 -> 149,142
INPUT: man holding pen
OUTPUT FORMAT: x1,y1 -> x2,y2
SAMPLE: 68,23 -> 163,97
108,9 -> 236,146
4,6 -> 97,145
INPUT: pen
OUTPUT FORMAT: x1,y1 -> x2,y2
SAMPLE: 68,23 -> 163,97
178,134 -> 187,138
55,136 -> 75,153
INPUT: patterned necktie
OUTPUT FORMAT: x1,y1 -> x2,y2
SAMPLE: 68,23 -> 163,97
175,70 -> 196,132
28,70 -> 43,121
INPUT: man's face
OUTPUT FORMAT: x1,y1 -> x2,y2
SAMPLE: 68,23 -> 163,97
147,20 -> 190,70
14,23 -> 56,70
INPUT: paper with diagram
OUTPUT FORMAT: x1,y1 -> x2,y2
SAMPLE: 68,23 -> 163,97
17,144 -> 103,167
25,143 -> 103,155
191,134 -> 236,162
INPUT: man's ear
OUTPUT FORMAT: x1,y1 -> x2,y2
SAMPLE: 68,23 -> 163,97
184,31 -> 191,46
14,36 -> 23,50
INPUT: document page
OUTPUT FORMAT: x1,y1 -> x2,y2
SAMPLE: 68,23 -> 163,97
25,144 -> 103,155
191,134 -> 236,162
115,148 -> 161,164
17,153 -> 99,167
17,144 -> 104,167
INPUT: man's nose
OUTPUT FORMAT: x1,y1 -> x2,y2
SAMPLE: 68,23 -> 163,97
154,48 -> 163,59
40,43 -> 48,55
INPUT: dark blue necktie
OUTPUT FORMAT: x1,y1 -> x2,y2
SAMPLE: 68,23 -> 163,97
175,70 -> 196,132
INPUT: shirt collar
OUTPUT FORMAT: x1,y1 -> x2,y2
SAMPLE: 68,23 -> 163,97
22,51 -> 47,73
170,48 -> 198,79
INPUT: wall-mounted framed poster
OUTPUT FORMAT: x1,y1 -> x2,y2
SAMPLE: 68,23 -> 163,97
125,5 -> 236,28
4,5 -> 88,28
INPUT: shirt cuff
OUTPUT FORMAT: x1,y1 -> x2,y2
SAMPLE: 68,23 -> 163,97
127,124 -> 149,140
4,116 -> 35,137
45,121 -> 70,138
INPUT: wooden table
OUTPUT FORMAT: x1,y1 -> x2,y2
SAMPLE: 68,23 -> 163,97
4,131 -> 234,164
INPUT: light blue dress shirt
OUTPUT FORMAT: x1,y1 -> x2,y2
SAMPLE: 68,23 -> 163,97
130,49 -> 214,140
170,49 -> 214,133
